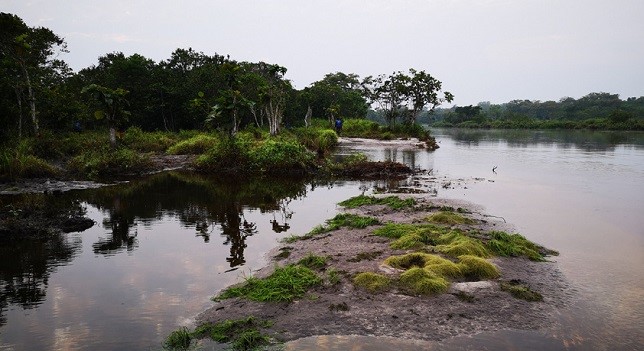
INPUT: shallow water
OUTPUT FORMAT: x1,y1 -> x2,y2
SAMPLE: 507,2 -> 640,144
1,129 -> 643,350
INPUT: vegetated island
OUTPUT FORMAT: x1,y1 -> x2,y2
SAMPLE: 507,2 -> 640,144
165,193 -> 570,350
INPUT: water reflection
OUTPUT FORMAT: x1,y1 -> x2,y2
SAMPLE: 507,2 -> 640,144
0,195 -> 85,328
77,171 -> 312,266
437,127 -> 644,151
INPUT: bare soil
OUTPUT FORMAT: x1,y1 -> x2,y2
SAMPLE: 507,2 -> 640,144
197,195 -> 572,343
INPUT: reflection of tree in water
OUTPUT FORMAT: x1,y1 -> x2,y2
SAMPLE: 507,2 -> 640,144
80,172 -> 310,266
0,194 -> 84,327
93,196 -> 137,255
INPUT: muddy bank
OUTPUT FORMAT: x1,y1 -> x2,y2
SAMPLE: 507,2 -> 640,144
197,195 -> 571,345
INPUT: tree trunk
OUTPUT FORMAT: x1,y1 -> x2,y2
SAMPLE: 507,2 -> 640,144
14,87 -> 23,139
304,106 -> 312,127
21,64 -> 39,135
109,125 -> 117,148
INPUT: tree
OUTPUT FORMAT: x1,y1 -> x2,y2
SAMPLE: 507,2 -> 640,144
302,72 -> 368,123
81,84 -> 130,148
362,69 -> 452,127
0,12 -> 69,137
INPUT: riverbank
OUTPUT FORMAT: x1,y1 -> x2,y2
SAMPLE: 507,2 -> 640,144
192,193 -> 569,350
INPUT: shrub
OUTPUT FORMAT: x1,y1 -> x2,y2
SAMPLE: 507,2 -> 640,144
67,147 -> 152,179
122,126 -> 177,152
248,139 -> 315,173
0,149 -> 59,180
167,134 -> 219,155
342,119 -> 383,138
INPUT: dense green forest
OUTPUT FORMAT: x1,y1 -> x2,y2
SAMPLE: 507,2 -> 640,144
423,93 -> 644,130
0,12 -> 453,142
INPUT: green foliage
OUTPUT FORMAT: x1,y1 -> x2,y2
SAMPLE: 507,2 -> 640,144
192,316 -> 272,351
339,195 -> 416,210
500,280 -> 543,302
216,265 -> 321,302
399,267 -> 449,295
486,231 -> 548,261
427,211 -> 474,225
67,147 -> 152,179
167,134 -> 219,154
341,119 -> 384,138
390,233 -> 426,250
163,327 -> 192,350
297,254 -> 328,270
293,127 -> 338,155
248,139 -> 315,173
457,255 -> 500,279
353,272 -> 390,292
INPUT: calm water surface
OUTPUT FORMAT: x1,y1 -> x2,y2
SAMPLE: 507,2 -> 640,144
1,129 -> 643,350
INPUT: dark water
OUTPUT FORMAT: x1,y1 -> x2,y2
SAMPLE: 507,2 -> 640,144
1,129 -> 643,350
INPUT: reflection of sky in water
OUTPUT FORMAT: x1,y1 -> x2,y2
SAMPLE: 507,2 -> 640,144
0,178 -> 367,350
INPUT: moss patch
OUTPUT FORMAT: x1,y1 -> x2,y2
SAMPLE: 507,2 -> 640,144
192,316 -> 272,351
353,272 -> 391,292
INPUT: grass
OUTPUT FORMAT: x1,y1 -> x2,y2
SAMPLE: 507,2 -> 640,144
399,267 -> 450,295
163,327 -> 192,350
67,147 -> 153,179
458,255 -> 500,279
339,195 -> 416,210
390,233 -> 426,250
434,235 -> 491,258
500,280 -> 544,302
353,272 -> 391,292
384,253 -> 463,279
0,149 -> 59,180
216,265 -> 322,302
309,213 -> 381,234
191,316 -> 272,351
122,126 -> 177,152
297,253 -> 328,270
427,211 -> 474,225
486,231 -> 554,261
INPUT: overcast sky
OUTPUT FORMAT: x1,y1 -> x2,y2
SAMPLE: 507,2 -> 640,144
4,0 -> 644,106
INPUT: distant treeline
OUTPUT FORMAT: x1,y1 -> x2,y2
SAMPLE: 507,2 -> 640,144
423,93 -> 644,130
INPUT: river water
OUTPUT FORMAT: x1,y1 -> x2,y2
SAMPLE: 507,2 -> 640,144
0,129 -> 642,350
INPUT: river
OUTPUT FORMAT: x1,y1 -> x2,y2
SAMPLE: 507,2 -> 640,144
0,128 -> 642,350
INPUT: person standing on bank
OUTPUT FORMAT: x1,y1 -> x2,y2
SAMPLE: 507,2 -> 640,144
335,117 -> 343,135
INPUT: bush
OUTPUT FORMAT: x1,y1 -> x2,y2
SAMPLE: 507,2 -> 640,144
248,139 -> 315,173
0,148 -> 59,180
67,147 -> 153,179
342,119 -> 383,138
167,134 -> 219,155
122,127 -> 177,152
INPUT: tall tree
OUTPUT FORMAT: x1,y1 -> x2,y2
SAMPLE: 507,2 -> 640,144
81,84 -> 130,147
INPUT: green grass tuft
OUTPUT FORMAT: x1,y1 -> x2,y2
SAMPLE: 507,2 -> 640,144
353,272 -> 390,292
297,254 -> 328,270
309,213 -> 381,235
192,316 -> 272,351
399,267 -> 449,295
390,233 -> 426,250
339,195 -> 416,210
500,280 -> 544,302
216,265 -> 321,302
458,255 -> 500,279
486,231 -> 551,261
435,235 -> 490,258
163,327 -> 192,350
427,211 -> 474,225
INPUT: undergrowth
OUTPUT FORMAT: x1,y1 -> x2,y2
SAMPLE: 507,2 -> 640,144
339,195 -> 416,210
